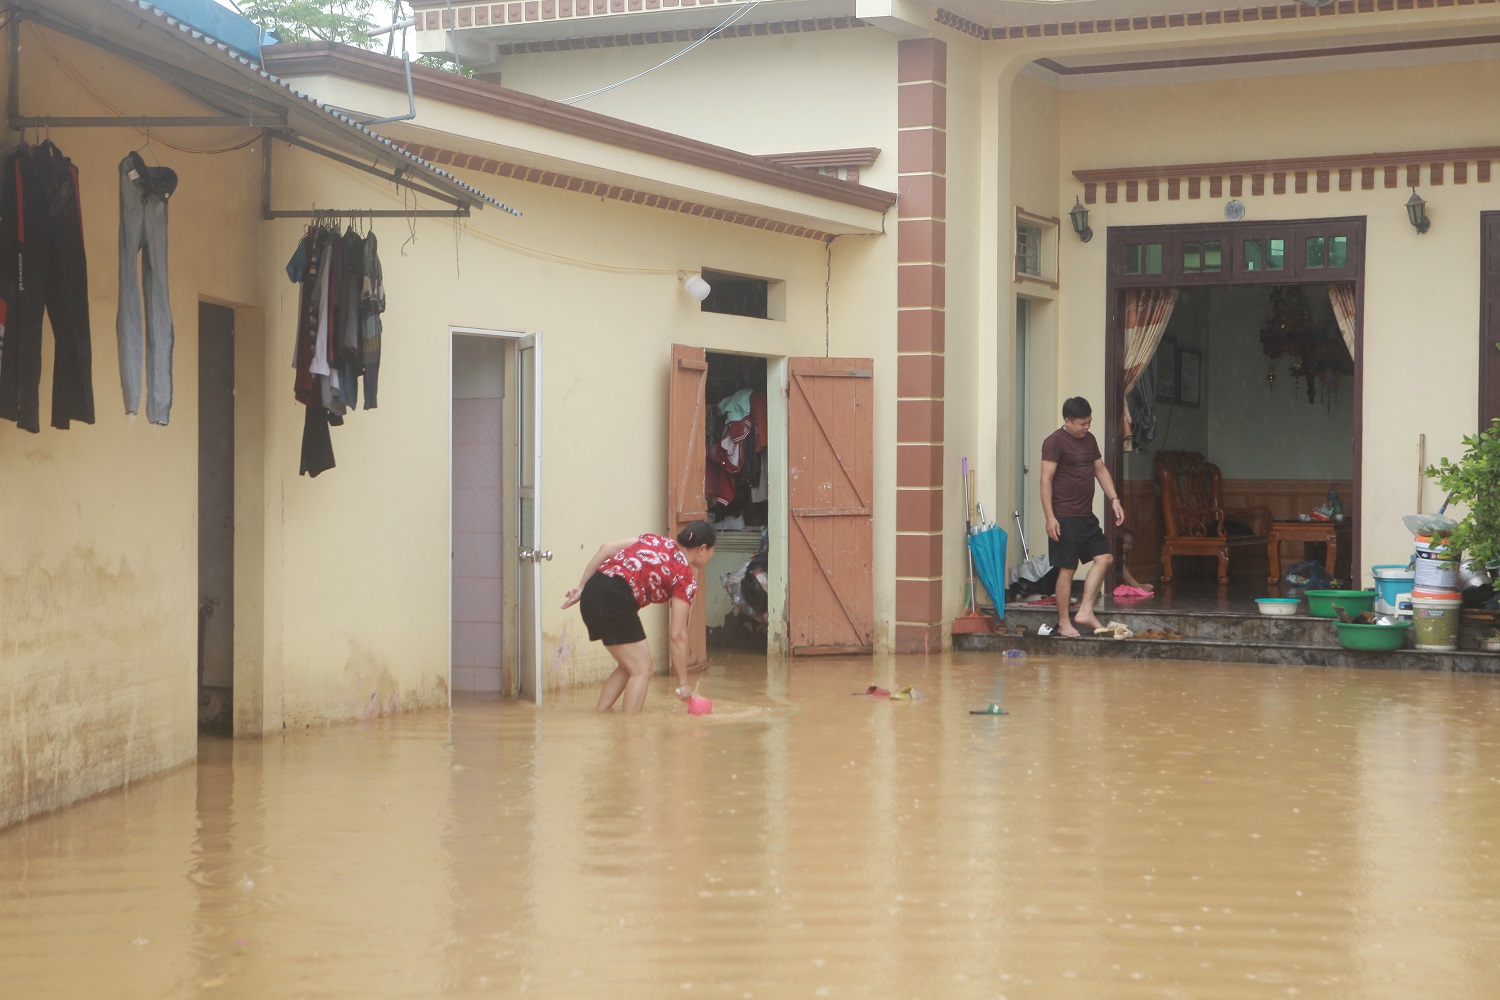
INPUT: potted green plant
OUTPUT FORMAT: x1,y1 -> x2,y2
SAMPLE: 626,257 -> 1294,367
1425,418 -> 1500,571
1479,629 -> 1500,653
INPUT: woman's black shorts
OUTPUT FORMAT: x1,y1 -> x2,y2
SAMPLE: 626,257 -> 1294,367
579,573 -> 646,646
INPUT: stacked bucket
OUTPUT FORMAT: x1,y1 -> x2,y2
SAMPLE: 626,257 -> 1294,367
1409,536 -> 1462,650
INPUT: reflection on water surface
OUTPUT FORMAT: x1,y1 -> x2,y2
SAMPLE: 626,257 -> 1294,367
5,651 -> 1500,998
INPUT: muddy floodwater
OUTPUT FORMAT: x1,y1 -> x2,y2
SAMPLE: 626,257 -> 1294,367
6,651 -> 1500,999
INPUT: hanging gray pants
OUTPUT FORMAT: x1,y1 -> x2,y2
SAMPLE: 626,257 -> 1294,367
116,152 -> 176,425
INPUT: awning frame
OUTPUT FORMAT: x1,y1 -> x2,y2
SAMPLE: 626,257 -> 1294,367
5,5 -> 517,221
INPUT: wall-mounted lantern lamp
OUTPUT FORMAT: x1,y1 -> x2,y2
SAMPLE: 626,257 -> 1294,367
1069,196 -> 1093,243
682,273 -> 712,301
1405,188 -> 1430,235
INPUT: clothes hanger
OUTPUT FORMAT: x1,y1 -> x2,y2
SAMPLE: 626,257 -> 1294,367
132,127 -> 156,164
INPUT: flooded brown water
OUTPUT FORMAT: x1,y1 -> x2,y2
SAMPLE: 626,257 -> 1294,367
5,651 -> 1500,999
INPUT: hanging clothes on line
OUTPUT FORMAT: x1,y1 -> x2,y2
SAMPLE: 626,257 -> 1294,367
286,216 -> 386,476
0,139 -> 96,433
116,149 -> 178,426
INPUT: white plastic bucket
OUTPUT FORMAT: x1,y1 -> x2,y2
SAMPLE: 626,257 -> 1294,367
1411,593 -> 1462,651
1413,539 -> 1459,593
1372,564 -> 1416,614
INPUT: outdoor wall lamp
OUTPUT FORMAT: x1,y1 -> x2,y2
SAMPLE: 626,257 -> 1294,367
1069,196 -> 1094,243
681,272 -> 712,301
1405,188 -> 1431,235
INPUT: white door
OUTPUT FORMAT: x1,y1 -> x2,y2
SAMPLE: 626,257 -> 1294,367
516,334 -> 545,703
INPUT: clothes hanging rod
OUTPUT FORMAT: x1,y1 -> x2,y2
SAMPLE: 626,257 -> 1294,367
264,208 -> 470,219
272,133 -> 477,211
11,115 -> 286,129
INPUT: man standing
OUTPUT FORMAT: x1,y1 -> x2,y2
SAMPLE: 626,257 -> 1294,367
1039,397 -> 1125,637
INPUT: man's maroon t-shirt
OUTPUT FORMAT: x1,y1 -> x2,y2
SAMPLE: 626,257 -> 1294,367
1041,427 -> 1102,517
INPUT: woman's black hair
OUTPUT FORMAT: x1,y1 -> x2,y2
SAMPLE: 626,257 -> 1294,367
677,520 -> 717,549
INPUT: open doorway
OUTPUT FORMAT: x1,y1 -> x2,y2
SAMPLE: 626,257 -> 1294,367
703,351 -> 770,653
1121,284 -> 1355,592
449,328 -> 542,702
451,334 -> 509,696
1104,219 -> 1365,603
198,302 -> 235,733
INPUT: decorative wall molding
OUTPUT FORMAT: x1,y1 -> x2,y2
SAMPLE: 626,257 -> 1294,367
407,1 -> 869,55
761,147 -> 880,185
1075,147 -> 1500,204
937,0 -> 1500,43
393,141 -> 838,240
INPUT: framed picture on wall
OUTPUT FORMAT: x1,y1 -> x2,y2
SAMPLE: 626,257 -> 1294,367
1179,349 -> 1202,406
1155,338 -> 1179,403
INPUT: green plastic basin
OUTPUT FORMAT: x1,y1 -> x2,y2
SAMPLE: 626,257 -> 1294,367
1305,589 -> 1376,619
1334,621 -> 1410,651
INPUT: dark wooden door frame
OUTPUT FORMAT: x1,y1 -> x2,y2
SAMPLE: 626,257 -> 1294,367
1102,217 -> 1367,586
1481,212 -> 1500,429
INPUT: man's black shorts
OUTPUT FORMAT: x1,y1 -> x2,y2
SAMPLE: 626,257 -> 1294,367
579,573 -> 647,646
1048,514 -> 1110,571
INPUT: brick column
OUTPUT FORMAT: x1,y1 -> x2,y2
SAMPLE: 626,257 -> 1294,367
893,37 -> 946,654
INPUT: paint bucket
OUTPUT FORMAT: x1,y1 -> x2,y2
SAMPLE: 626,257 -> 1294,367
687,695 -> 714,716
1371,564 -> 1416,614
1411,592 -> 1462,651
1413,537 -> 1459,593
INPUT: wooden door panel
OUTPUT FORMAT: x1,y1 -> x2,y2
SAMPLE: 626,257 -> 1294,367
788,357 -> 873,655
668,345 -> 708,667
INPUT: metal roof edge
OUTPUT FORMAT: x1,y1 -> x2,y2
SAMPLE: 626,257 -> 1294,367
100,0 -> 520,215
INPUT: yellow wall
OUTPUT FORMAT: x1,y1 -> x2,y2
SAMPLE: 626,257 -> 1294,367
0,28 -> 264,826
263,143 -> 846,690
1,25 -> 882,828
498,28 -> 901,188
1054,55 -> 1500,576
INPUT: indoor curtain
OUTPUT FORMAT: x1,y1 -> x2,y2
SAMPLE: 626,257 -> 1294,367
1328,284 -> 1357,361
1121,287 -> 1179,451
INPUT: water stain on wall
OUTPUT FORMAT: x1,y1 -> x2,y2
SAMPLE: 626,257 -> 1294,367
1,546 -> 189,828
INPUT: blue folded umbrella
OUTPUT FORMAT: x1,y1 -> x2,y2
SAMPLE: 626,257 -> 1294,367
968,525 -> 1008,618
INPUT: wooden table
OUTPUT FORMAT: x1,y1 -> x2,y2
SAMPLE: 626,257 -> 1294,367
1267,519 -> 1351,587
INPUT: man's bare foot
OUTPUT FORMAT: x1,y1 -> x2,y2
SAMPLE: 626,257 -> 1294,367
1057,622 -> 1081,638
1074,612 -> 1104,633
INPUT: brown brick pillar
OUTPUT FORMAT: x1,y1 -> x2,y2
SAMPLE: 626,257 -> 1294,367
893,37 -> 946,654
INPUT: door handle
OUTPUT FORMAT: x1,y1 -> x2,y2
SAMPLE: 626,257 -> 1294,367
539,550 -> 553,561
519,547 -> 535,562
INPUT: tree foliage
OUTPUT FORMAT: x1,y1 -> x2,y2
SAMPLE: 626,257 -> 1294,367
1425,418 -> 1500,566
237,1 -> 382,46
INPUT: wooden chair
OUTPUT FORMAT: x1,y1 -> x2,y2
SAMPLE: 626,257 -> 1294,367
1155,451 -> 1271,585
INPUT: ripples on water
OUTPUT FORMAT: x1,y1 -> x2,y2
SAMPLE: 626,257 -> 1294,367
3,652 -> 1500,998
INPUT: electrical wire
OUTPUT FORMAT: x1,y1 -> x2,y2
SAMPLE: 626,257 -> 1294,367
34,22 -> 270,155
562,1 -> 762,105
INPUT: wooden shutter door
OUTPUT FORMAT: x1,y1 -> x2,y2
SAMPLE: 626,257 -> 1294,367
788,357 -> 873,655
667,345 -> 709,668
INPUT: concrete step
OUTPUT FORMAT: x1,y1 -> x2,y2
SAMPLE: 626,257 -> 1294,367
957,603 -> 1500,672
